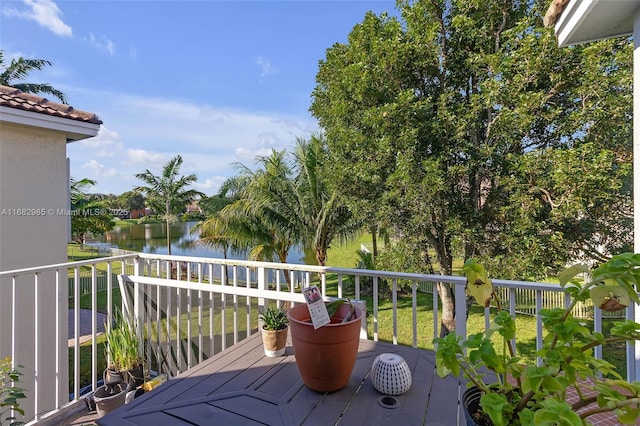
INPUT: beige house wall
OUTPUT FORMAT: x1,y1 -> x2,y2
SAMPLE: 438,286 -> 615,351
0,122 -> 70,420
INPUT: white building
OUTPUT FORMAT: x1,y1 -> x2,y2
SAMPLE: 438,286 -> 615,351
0,85 -> 102,419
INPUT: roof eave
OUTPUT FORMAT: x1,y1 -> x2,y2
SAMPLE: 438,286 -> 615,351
0,105 -> 101,143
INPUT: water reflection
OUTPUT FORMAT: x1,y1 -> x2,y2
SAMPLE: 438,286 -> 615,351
88,221 -> 312,264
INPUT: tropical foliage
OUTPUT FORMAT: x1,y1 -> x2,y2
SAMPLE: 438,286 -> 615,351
70,177 -> 115,248
310,0 -> 631,335
199,135 -> 358,270
0,358 -> 25,426
0,50 -> 67,103
435,255 -> 640,426
135,155 -> 203,255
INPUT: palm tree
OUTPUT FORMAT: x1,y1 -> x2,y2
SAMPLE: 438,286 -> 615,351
203,134 -> 358,269
0,50 -> 68,103
135,155 -> 203,255
70,177 -> 114,247
293,134 -> 360,266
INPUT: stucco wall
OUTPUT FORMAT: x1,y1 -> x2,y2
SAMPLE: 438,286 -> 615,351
0,121 -> 69,420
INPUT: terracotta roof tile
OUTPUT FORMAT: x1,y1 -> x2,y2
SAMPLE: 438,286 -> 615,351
0,85 -> 102,125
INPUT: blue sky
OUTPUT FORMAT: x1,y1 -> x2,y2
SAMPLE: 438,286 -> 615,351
1,0 -> 397,196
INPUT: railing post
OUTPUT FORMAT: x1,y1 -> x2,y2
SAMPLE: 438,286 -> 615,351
134,257 -> 143,358
257,266 -> 267,312
454,281 -> 467,343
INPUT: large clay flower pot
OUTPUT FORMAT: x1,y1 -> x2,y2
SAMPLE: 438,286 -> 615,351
287,302 -> 362,392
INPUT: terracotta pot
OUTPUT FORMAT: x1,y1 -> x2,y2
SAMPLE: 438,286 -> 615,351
261,326 -> 288,357
287,302 -> 362,392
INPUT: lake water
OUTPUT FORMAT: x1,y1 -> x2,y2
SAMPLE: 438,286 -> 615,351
87,221 -> 312,264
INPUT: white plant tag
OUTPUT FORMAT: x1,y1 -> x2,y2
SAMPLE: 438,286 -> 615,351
303,285 -> 330,329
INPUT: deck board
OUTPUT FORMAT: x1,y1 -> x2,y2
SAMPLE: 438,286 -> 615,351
97,333 -> 465,426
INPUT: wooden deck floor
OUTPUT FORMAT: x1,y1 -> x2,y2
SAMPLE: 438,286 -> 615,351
96,333 -> 465,425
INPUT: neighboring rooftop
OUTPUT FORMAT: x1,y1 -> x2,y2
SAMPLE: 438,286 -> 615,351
0,84 -> 102,125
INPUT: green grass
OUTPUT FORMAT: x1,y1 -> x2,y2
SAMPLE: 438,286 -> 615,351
67,234 -> 628,389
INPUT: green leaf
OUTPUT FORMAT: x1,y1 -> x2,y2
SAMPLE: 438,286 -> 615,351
558,264 -> 590,287
480,392 -> 513,426
533,400 -> 583,426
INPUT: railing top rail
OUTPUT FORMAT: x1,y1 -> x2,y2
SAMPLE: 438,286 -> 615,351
136,252 -> 563,292
0,254 -> 138,277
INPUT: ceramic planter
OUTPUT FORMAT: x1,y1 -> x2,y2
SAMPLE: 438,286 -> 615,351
261,326 -> 288,357
94,381 -> 130,417
105,363 -> 145,388
287,302 -> 362,392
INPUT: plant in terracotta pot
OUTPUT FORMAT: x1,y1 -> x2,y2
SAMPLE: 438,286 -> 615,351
259,305 -> 289,357
434,254 -> 640,425
287,299 -> 362,393
104,310 -> 145,389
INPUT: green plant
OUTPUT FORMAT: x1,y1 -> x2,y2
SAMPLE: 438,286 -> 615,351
434,253 -> 640,426
259,306 -> 288,331
0,358 -> 25,426
105,310 -> 142,372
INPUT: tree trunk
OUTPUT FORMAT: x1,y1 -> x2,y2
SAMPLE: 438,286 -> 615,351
370,224 -> 378,258
166,201 -> 171,256
437,282 -> 456,337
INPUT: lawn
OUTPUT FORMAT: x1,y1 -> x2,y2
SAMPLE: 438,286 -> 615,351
67,233 -> 628,390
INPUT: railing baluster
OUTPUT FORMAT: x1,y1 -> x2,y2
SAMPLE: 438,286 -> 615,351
55,269 -> 60,408
246,266 -> 251,338
33,272 -> 40,420
198,263 -> 203,365
535,290 -> 544,366
432,280 -> 439,341
392,278 -> 398,346
373,276 -> 379,342
509,288 -> 516,356
73,267 -> 80,402
233,265 -> 238,346
411,280 -> 418,348
209,264 -> 215,357
221,265 -> 227,351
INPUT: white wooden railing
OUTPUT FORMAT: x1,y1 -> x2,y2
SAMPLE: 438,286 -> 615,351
0,252 -> 637,424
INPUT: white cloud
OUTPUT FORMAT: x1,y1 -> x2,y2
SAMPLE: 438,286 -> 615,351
235,147 -> 273,162
81,159 -> 119,177
125,149 -> 167,166
193,177 -> 227,192
66,88 -> 318,196
84,32 -> 115,55
256,55 -> 278,78
2,0 -> 72,37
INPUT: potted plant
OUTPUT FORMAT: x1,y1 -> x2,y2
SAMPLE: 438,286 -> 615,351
434,254 -> 640,425
259,305 -> 289,357
287,299 -> 362,392
104,310 -> 145,389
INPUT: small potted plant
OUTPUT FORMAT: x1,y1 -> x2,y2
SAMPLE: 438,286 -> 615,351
259,305 -> 289,357
434,254 -> 640,425
104,310 -> 144,388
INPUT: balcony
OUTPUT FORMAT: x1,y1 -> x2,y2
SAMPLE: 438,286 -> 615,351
0,252 -> 637,425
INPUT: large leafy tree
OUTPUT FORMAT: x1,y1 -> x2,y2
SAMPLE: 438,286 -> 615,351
0,50 -> 68,103
311,0 -> 631,335
135,155 -> 203,255
117,190 -> 146,213
70,178 -> 115,247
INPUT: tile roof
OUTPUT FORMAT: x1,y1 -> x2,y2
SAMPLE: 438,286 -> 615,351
0,85 -> 102,125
